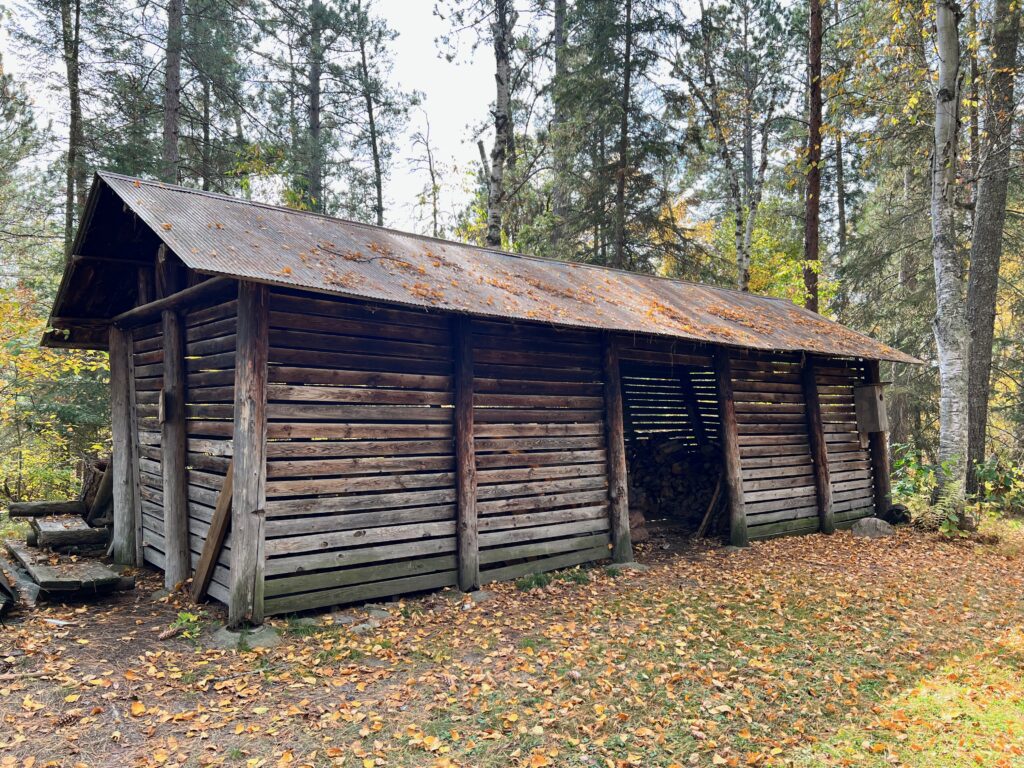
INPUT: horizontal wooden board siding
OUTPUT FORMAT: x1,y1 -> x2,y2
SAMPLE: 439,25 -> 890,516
732,354 -> 820,539
816,360 -> 876,525
262,290 -> 457,614
184,300 -> 236,604
616,336 -> 719,447
134,320 -> 165,569
474,320 -> 611,581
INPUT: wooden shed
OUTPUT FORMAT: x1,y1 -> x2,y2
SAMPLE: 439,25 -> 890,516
45,173 -> 918,626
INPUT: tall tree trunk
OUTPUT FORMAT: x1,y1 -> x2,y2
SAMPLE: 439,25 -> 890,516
803,0 -> 823,313
611,0 -> 633,270
357,32 -> 384,226
931,0 -> 969,495
201,76 -> 212,191
550,0 -> 568,249
833,0 -> 847,257
59,0 -> 83,257
162,0 -> 184,184
486,0 -> 515,247
307,0 -> 324,212
966,0 -> 1020,494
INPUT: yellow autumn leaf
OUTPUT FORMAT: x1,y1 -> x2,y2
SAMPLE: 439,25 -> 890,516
130,701 -> 146,717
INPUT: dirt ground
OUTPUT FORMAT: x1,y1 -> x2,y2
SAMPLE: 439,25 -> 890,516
2,524 -> 1024,768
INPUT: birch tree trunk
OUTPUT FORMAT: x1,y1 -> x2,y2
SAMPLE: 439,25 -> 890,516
930,0 -> 969,495
611,0 -> 633,271
966,0 -> 1020,493
162,0 -> 184,184
486,0 -> 515,247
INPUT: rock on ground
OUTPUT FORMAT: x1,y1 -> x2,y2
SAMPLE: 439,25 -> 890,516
852,517 -> 896,539
208,624 -> 281,650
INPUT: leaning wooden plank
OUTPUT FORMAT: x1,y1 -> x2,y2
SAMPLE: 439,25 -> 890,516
190,459 -> 233,602
86,461 -> 114,526
8,500 -> 87,518
31,517 -> 109,549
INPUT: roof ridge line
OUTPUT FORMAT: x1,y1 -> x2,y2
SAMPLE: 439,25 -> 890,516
98,170 -> 794,307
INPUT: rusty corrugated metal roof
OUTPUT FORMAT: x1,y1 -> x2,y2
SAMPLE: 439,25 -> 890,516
51,172 -> 919,363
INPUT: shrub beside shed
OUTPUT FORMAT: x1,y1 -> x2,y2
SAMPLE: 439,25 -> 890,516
45,173 -> 918,626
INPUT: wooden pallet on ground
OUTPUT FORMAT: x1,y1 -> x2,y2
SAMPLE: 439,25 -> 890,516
4,541 -> 124,595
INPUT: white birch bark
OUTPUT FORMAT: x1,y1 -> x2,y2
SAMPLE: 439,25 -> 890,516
930,0 -> 969,494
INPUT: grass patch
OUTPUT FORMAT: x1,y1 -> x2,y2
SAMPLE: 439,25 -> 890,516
796,629 -> 1024,767
515,572 -> 552,590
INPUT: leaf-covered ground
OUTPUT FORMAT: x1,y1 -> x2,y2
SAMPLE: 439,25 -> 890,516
3,525 -> 1024,768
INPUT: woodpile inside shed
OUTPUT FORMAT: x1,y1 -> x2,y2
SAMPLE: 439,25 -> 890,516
626,436 -> 725,541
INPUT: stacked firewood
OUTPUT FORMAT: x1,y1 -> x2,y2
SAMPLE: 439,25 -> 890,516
627,437 -> 724,539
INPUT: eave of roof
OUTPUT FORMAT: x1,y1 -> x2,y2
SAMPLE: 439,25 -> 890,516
45,172 -> 921,365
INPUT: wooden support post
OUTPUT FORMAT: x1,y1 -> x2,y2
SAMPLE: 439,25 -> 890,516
865,360 -> 892,516
229,281 -> 268,628
452,316 -> 479,591
603,335 -> 633,563
679,368 -> 708,445
109,324 -> 142,564
713,348 -> 748,547
158,247 -> 189,588
801,356 -> 835,534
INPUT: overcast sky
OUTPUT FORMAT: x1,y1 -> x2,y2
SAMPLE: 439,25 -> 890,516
0,1 -> 497,233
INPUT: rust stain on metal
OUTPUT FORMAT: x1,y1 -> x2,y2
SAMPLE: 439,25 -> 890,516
81,173 -> 919,362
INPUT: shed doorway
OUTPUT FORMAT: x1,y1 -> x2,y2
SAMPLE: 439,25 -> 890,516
620,359 -> 726,543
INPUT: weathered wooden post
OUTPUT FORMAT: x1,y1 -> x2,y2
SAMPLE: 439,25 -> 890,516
108,325 -> 142,565
158,246 -> 189,588
229,281 -> 268,628
602,335 -> 633,563
679,368 -> 708,445
713,348 -> 748,547
864,360 -> 892,516
800,355 -> 835,534
452,316 -> 479,591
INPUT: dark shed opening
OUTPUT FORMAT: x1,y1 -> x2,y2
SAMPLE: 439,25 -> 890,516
620,356 -> 726,541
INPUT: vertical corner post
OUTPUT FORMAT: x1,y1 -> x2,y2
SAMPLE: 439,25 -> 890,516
158,246 -> 189,588
109,324 -> 142,565
801,355 -> 835,534
452,316 -> 479,591
713,348 -> 748,547
865,360 -> 892,515
229,281 -> 268,628
602,334 -> 633,563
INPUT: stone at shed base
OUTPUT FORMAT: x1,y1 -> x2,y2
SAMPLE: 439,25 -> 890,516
209,624 -> 281,650
607,561 -> 649,575
365,608 -> 391,620
350,618 -> 382,635
469,589 -> 495,604
329,612 -> 357,626
852,517 -> 895,539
